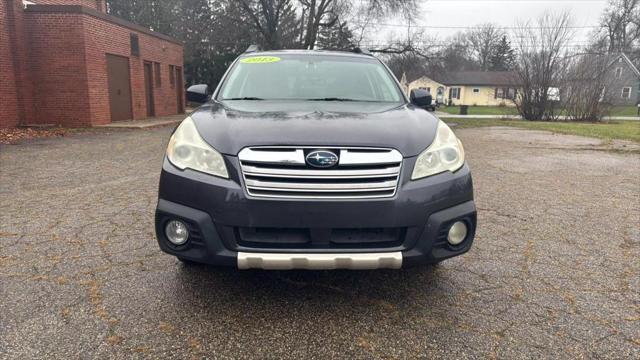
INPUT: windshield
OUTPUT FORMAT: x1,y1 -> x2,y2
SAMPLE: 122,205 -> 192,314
217,54 -> 404,103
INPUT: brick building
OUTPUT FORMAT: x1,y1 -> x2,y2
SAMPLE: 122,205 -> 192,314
1,0 -> 184,128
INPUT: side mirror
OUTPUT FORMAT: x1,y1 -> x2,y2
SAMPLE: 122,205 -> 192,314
410,89 -> 433,108
186,84 -> 210,104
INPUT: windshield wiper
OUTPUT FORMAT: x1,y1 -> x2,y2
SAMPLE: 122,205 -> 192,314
306,97 -> 358,101
223,97 -> 264,100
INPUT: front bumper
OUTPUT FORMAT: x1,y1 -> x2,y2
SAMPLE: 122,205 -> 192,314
155,156 -> 477,269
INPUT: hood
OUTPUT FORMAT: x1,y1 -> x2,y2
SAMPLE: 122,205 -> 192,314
190,101 -> 439,157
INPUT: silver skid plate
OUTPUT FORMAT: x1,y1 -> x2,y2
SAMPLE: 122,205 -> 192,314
237,252 -> 402,270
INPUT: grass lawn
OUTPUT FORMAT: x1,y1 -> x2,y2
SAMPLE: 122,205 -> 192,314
438,106 -> 520,116
445,118 -> 640,143
440,105 -> 640,117
609,106 -> 639,117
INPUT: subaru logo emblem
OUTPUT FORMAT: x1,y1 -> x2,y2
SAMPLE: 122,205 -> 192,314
306,150 -> 339,168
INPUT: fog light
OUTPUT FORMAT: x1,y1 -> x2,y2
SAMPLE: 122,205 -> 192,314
447,221 -> 468,246
165,220 -> 189,245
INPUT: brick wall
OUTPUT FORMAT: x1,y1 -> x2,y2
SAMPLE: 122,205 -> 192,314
25,11 -> 91,126
2,3 -> 183,128
1,0 -> 36,128
82,14 -> 184,125
0,0 -> 20,128
11,4 -> 183,127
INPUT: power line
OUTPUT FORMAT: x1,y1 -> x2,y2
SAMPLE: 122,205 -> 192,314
443,0 -> 603,1
358,42 -> 594,48
189,39 -> 599,50
351,22 -> 600,30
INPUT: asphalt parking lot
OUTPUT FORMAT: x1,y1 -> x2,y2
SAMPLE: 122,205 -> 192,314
1,125 -> 639,359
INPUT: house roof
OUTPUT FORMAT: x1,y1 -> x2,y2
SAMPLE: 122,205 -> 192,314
427,71 -> 520,87
608,53 -> 640,78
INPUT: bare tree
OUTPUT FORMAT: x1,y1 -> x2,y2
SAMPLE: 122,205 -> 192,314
512,12 -> 575,121
300,0 -> 335,49
356,0 -> 418,20
467,24 -> 505,71
301,0 -> 417,49
382,31 -> 438,80
562,55 -> 614,121
430,32 -> 478,73
600,0 -> 640,59
299,0 -> 364,50
236,0 -> 416,50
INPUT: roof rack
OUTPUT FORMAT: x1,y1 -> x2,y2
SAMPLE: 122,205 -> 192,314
352,47 -> 372,56
244,45 -> 261,54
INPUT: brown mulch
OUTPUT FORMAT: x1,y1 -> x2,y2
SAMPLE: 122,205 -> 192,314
0,127 -> 67,144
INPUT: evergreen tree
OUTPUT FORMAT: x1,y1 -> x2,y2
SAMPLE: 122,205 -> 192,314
316,21 -> 355,49
489,36 -> 515,71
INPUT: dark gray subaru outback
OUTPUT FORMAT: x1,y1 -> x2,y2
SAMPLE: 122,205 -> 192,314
155,48 -> 476,270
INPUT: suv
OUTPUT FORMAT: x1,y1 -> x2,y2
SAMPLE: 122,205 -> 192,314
155,49 -> 476,270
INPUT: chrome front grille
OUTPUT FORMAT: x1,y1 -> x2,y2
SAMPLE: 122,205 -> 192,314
238,147 -> 403,199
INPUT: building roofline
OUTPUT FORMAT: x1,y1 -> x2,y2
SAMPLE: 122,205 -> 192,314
412,73 -> 521,87
609,53 -> 640,78
24,4 -> 183,46
410,76 -> 449,86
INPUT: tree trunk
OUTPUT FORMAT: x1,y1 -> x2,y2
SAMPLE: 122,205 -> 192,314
304,0 -> 317,49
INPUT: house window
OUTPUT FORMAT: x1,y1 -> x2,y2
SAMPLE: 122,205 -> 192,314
169,65 -> 175,88
450,87 -> 461,100
615,68 -> 622,79
154,62 -> 161,87
495,87 -> 515,100
622,87 -> 631,99
473,88 -> 480,93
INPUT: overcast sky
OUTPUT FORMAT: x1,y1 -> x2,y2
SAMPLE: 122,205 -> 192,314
365,0 -> 610,45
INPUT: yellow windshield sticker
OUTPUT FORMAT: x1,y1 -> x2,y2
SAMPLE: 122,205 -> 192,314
240,56 -> 281,64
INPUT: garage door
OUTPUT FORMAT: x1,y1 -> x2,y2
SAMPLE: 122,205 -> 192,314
106,54 -> 133,121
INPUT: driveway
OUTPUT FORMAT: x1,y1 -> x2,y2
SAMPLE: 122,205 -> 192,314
1,126 -> 638,359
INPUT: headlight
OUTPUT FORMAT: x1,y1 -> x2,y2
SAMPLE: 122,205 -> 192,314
166,117 -> 228,178
411,120 -> 465,180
